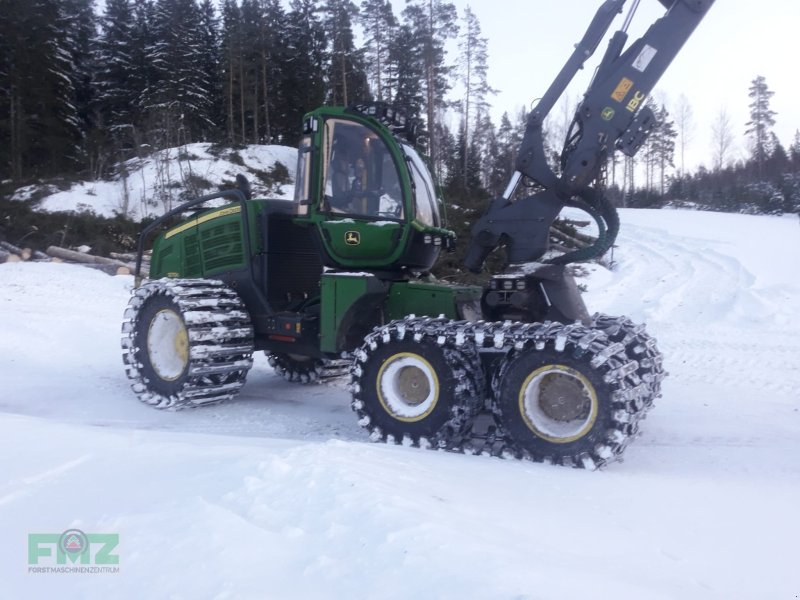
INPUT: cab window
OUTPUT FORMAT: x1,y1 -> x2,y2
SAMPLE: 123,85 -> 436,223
294,135 -> 312,215
321,119 -> 405,220
402,144 -> 441,228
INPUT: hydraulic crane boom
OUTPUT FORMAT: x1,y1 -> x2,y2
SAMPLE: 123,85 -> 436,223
464,0 -> 715,272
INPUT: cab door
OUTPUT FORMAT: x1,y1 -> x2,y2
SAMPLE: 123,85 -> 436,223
315,117 -> 409,268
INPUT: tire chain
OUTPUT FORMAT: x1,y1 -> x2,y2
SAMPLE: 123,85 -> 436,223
590,312 -> 666,407
121,278 -> 254,409
267,353 -> 351,384
350,314 -> 662,469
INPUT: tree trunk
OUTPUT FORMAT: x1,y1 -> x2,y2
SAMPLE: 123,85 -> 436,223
261,49 -> 271,142
239,54 -> 246,145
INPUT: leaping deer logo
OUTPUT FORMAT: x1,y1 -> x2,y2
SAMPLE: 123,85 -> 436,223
345,231 -> 360,245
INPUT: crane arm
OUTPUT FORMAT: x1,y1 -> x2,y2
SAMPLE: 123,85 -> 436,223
464,0 -> 715,273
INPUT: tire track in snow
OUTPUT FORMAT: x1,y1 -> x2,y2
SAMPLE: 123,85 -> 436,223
591,222 -> 800,395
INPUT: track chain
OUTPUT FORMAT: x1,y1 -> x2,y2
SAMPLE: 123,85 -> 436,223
122,278 -> 254,409
350,314 -> 663,469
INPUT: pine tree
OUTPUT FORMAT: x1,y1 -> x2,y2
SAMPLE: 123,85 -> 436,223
745,75 -> 777,178
359,0 -> 396,102
457,5 -> 494,184
673,93 -> 693,177
402,0 -> 458,178
258,0 -> 287,143
324,0 -> 370,106
386,23 -> 425,132
654,104 -> 677,196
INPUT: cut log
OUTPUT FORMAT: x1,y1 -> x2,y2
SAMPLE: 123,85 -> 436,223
46,246 -> 129,268
21,247 -> 32,261
78,263 -> 132,276
0,251 -> 22,264
0,241 -> 25,257
110,251 -> 137,261
549,227 -> 590,249
32,250 -> 51,261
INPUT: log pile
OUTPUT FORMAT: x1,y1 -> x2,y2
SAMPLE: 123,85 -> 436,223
0,240 -> 149,276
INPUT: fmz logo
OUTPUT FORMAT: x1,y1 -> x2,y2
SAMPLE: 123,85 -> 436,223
28,529 -> 119,566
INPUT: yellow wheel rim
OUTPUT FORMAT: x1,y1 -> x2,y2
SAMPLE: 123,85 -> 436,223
147,308 -> 189,381
376,352 -> 439,423
518,364 -> 598,444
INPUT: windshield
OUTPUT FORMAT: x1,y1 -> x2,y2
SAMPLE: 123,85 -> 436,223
320,119 -> 405,220
402,144 -> 440,228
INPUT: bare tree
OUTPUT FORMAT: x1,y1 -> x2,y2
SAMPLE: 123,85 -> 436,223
711,107 -> 734,172
674,94 -> 694,176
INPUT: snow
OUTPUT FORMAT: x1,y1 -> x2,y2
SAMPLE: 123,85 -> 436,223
2,209 -> 800,599
11,143 -> 298,221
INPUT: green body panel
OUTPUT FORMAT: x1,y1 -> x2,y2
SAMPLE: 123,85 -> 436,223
320,272 -> 388,354
320,272 -> 481,354
386,280 -> 482,322
150,202 -> 269,279
321,219 -> 403,262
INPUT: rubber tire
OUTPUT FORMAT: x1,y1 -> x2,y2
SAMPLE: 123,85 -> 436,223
353,336 -> 476,443
494,345 -> 623,467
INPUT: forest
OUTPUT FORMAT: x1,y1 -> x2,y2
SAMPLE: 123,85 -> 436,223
1,0 -> 799,221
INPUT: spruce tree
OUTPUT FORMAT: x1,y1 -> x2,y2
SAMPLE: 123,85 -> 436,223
143,0 -> 215,147
281,0 -> 327,144
220,0 -> 243,144
198,0 -> 223,142
94,0 -> 138,150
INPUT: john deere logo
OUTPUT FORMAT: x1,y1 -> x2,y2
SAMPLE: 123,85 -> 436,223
345,231 -> 360,245
601,107 -> 615,121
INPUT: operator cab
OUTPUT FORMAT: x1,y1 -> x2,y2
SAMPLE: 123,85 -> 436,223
295,104 -> 452,273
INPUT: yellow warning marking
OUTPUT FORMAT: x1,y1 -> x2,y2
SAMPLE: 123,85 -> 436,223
165,205 -> 242,239
611,77 -> 634,102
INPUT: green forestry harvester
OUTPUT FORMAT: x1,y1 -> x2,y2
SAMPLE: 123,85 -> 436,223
122,0 -> 714,468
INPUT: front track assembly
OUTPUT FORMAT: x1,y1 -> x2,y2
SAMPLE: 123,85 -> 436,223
350,315 -> 664,469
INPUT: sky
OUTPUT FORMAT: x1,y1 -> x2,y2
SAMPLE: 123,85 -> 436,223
409,0 -> 800,171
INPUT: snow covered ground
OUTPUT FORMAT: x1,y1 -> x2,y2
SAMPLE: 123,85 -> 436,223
11,143 -> 298,221
1,209 -> 799,599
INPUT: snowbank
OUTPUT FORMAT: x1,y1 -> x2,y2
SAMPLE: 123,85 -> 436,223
11,143 -> 298,221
